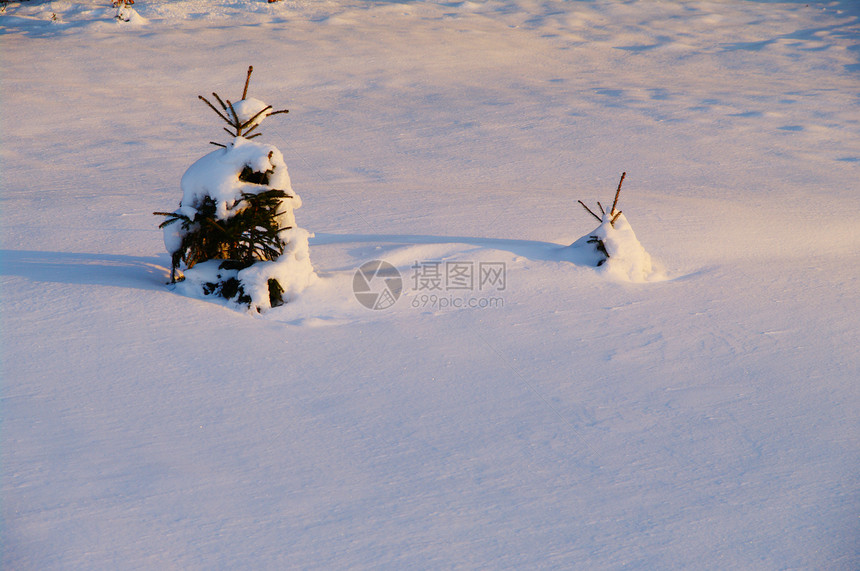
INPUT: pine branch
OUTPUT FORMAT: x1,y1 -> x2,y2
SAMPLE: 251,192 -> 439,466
611,171 -> 626,214
198,95 -> 234,127
154,210 -> 190,229
199,68 -> 290,141
242,66 -> 253,100
242,121 -> 266,139
212,91 -> 229,112
225,99 -> 239,128
239,104 -> 273,131
578,200 -> 602,223
226,99 -> 240,130
202,217 -> 228,234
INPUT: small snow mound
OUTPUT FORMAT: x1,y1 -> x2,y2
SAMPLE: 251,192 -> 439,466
116,7 -> 147,25
230,98 -> 271,130
565,212 -> 664,282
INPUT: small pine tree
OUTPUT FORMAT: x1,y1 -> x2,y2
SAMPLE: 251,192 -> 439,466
155,66 -> 315,311
569,172 -> 658,282
576,172 -> 627,267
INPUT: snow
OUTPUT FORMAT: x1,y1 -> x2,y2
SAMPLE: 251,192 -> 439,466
566,211 -> 662,283
177,137 -> 295,222
229,97 -> 273,130
235,227 -> 318,303
2,0 -> 859,569
115,4 -> 146,25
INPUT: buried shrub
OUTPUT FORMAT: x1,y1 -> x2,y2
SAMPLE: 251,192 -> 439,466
567,172 -> 661,282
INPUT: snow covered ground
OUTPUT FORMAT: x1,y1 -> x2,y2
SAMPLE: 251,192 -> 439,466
2,0 -> 859,568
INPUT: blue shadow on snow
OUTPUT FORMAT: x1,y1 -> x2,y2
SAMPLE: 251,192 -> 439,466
0,250 -> 172,289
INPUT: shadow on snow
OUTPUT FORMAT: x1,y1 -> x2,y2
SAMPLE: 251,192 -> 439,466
0,250 -> 172,289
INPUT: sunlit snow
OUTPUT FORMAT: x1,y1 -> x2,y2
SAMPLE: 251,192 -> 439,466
2,0 -> 858,569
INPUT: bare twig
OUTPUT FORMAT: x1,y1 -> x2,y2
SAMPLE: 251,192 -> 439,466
212,92 -> 229,111
209,141 -> 227,148
199,66 -> 289,142
242,66 -> 253,100
578,200 -> 602,223
240,105 -> 273,131
597,201 -> 605,215
243,121 -> 263,138
225,100 -> 239,127
611,210 -> 623,226
611,171 -> 626,214
199,95 -> 234,126
203,217 -> 228,234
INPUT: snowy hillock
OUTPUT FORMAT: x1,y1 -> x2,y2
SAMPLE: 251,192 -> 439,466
566,211 -> 659,282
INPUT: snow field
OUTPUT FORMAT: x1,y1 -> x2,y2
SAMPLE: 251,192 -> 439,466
2,0 -> 859,568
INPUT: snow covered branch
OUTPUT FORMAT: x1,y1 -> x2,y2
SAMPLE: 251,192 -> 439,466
198,65 -> 289,142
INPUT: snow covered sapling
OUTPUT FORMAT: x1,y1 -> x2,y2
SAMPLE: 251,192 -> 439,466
113,0 -> 134,21
577,171 -> 627,266
155,66 -> 316,311
569,172 -> 657,281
